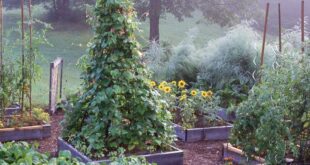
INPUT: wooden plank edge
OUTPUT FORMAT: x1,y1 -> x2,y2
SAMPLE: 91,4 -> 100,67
0,124 -> 50,132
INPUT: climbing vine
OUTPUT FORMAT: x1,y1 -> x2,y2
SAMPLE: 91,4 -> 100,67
62,0 -> 174,159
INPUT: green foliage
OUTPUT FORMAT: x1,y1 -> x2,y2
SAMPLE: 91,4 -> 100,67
0,142 -> 154,165
198,23 -> 276,89
230,52 -> 310,164
152,80 -> 221,129
32,108 -> 50,123
135,0 -> 258,26
0,20 -> 52,116
104,148 -> 155,165
0,142 -> 84,164
216,80 -> 249,109
145,28 -> 203,83
62,0 -> 174,159
146,24 -> 276,108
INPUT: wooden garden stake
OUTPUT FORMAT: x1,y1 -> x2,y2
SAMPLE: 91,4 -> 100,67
28,0 -> 33,116
261,3 -> 269,67
0,0 -> 2,84
301,0 -> 305,53
278,3 -> 282,53
20,0 -> 25,114
0,0 -> 3,119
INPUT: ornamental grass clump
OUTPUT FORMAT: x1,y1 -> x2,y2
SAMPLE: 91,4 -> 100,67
61,0 -> 174,159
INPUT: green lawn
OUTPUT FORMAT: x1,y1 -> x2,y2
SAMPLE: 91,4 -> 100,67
3,8 -> 225,106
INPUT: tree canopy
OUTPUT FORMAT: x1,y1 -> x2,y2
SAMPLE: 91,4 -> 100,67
135,0 -> 258,41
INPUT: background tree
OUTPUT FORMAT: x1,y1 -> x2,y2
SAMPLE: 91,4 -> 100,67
135,0 -> 258,42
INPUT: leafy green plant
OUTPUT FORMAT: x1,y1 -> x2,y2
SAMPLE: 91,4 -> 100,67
151,80 -> 222,129
217,80 -> 250,109
0,142 -> 83,164
62,0 -> 174,159
0,142 -> 154,165
32,108 -> 50,123
0,19 -> 52,117
230,51 -> 310,164
197,23 -> 276,90
105,148 -> 155,165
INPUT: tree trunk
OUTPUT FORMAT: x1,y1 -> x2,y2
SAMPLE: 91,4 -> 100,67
56,0 -> 70,20
149,0 -> 161,42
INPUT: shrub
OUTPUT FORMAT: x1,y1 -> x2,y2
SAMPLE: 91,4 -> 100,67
144,28 -> 203,83
230,51 -> 310,164
61,0 -> 174,159
197,23 -> 276,89
144,41 -> 173,81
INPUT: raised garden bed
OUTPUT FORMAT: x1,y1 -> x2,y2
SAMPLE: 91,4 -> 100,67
223,143 -> 294,164
4,104 -> 21,116
0,124 -> 51,142
58,138 -> 184,165
174,123 -> 233,142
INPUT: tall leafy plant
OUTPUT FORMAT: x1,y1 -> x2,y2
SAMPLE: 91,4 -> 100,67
198,23 -> 276,89
0,20 -> 51,117
230,52 -> 310,164
62,0 -> 174,159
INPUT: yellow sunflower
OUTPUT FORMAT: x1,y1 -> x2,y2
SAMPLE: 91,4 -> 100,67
178,80 -> 186,88
164,86 -> 172,93
206,90 -> 213,97
150,81 -> 156,87
180,94 -> 187,101
160,81 -> 168,86
158,84 -> 165,91
191,90 -> 198,96
201,91 -> 208,98
171,81 -> 177,86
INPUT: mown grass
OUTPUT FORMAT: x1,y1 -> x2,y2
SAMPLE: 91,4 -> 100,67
3,7 -> 225,106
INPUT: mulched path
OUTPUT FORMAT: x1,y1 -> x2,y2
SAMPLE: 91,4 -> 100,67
176,141 -> 225,165
30,114 -> 226,165
29,112 -> 64,156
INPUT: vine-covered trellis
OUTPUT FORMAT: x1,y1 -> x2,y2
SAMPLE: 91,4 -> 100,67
0,0 -> 34,118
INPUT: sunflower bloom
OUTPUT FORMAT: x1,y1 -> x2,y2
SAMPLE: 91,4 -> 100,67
178,80 -> 186,88
158,84 -> 165,91
180,94 -> 187,101
171,81 -> 177,86
191,90 -> 198,96
201,91 -> 208,98
160,81 -> 168,86
206,90 -> 213,97
150,81 -> 156,87
164,86 -> 172,93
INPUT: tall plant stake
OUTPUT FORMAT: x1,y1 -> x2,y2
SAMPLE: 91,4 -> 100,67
28,0 -> 33,116
261,3 -> 269,67
20,0 -> 25,114
301,0 -> 305,53
278,3 -> 282,53
0,0 -> 3,119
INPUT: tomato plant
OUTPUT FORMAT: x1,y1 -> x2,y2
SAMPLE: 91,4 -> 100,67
230,52 -> 310,164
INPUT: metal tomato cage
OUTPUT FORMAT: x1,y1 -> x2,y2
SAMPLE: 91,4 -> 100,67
0,0 -> 34,117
